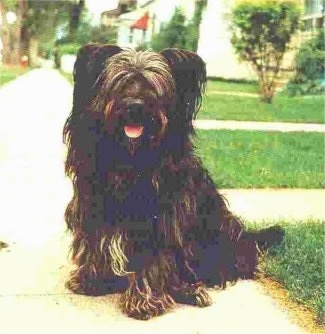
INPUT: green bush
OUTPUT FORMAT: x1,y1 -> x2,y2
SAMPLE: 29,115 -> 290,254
56,14 -> 117,54
88,26 -> 117,45
58,43 -> 81,55
55,23 -> 117,68
135,42 -> 150,51
286,29 -> 325,96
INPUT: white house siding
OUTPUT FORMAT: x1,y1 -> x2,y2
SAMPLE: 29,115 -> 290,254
197,0 -> 256,80
117,8 -> 153,48
137,0 -> 195,26
117,9 -> 149,48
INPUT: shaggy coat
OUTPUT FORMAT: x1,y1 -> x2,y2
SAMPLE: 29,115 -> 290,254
63,44 -> 284,320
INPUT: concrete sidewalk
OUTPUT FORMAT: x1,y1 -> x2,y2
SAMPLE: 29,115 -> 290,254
0,69 -> 322,333
222,189 -> 325,222
193,119 -> 325,133
208,90 -> 259,98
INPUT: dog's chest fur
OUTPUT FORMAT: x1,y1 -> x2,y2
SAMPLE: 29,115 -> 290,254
104,172 -> 159,230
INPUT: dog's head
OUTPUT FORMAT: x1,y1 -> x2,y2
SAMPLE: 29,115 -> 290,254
65,44 -> 206,160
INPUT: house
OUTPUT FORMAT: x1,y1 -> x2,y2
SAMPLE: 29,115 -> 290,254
101,0 -> 324,79
197,0 -> 256,79
301,0 -> 324,37
100,8 -> 121,27
101,0 -> 137,27
113,0 -> 253,77
116,0 -> 196,49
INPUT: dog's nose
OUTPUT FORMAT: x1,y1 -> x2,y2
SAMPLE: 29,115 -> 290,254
126,103 -> 144,115
126,103 -> 144,123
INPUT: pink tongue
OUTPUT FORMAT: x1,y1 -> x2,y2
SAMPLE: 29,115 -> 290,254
124,124 -> 144,138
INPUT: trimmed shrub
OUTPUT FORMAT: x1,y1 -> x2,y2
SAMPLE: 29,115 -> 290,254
286,29 -> 325,96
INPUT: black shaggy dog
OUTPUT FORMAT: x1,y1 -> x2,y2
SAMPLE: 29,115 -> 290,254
63,44 -> 284,320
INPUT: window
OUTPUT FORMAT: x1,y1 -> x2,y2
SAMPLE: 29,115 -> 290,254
316,16 -> 324,28
305,0 -> 325,15
129,28 -> 134,43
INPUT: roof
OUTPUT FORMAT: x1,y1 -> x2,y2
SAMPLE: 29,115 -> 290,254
130,12 -> 149,30
139,0 -> 155,8
101,8 -> 121,17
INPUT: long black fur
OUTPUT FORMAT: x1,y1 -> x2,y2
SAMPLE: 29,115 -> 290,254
63,44 -> 284,319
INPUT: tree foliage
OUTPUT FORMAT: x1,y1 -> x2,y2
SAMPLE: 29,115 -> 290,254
150,8 -> 188,51
54,12 -> 117,69
150,1 -> 206,52
23,1 -> 71,41
231,0 -> 301,103
56,17 -> 117,56
0,0 -> 22,64
0,0 -> 74,66
68,0 -> 85,40
185,0 -> 207,51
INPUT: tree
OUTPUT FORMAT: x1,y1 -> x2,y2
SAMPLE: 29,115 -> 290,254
67,0 -> 85,41
55,13 -> 117,54
185,0 -> 207,51
0,0 -> 25,65
22,1 -> 71,67
151,8 -> 188,51
150,2 -> 207,52
0,0 -> 74,66
231,0 -> 301,103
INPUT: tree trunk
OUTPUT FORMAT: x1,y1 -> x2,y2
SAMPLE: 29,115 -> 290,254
68,0 -> 85,41
260,94 -> 273,104
0,0 -> 26,66
11,1 -> 23,65
260,83 -> 274,103
0,0 -> 12,64
259,73 -> 275,104
28,37 -> 39,67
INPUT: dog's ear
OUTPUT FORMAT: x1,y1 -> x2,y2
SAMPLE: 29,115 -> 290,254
73,44 -> 123,108
160,49 -> 206,121
64,44 -> 123,173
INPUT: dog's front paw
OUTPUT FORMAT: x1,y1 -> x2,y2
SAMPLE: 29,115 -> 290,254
66,271 -> 107,296
122,287 -> 175,320
193,284 -> 212,307
170,282 -> 212,307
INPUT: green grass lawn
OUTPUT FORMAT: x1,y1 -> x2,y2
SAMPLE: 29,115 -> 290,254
200,93 -> 325,124
250,220 -> 325,325
194,130 -> 324,188
60,75 -> 324,124
207,79 -> 259,94
0,65 -> 28,86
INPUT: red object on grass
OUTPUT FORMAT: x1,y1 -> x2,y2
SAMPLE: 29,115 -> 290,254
20,55 -> 28,68
130,12 -> 149,30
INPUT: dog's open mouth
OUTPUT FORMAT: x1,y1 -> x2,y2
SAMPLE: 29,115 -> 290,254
124,124 -> 144,138
123,123 -> 144,156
